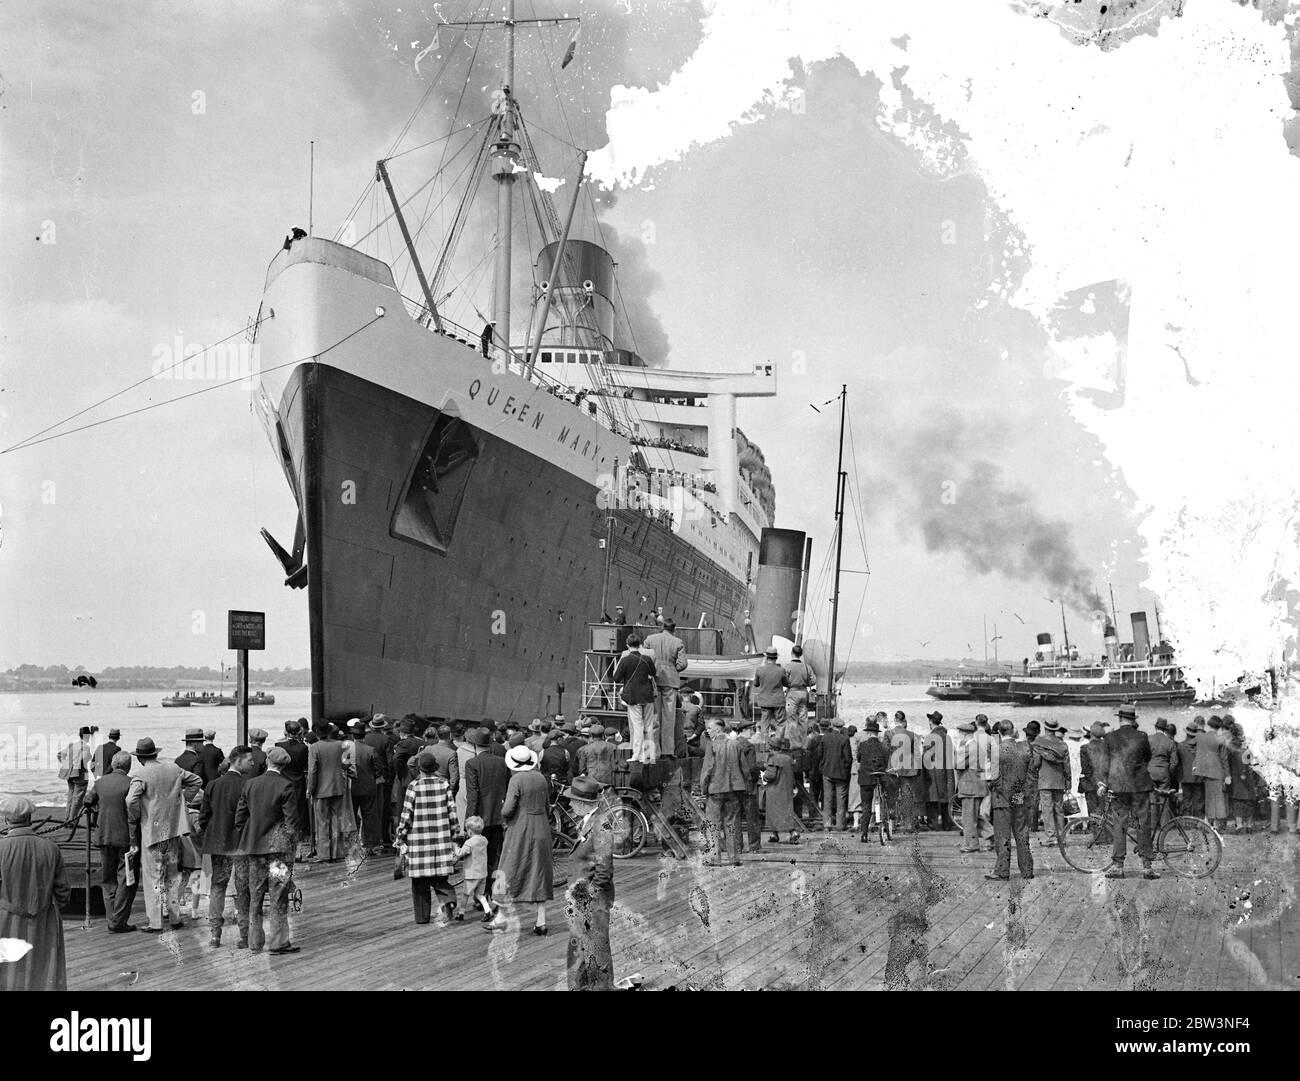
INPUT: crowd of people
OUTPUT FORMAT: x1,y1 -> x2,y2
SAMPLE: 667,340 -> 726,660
628,434 -> 707,457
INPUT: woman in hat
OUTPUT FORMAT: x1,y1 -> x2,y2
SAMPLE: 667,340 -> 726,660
488,746 -> 554,935
562,778 -> 616,990
396,751 -> 462,926
0,797 -> 70,990
763,737 -> 800,845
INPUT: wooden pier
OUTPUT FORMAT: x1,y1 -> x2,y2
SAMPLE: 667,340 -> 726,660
61,829 -> 1298,991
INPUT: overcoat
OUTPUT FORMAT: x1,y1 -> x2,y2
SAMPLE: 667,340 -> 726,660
497,770 -> 554,902
762,751 -> 799,831
396,773 -> 461,878
0,828 -> 69,991
923,726 -> 956,802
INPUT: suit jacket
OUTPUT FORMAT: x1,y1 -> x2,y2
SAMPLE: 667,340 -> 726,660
463,751 -> 510,828
805,732 -> 824,777
249,746 -> 268,776
1079,740 -> 1104,793
429,741 -> 460,792
348,739 -> 381,797
1177,736 -> 1202,786
752,662 -> 790,709
575,740 -> 616,786
307,738 -> 348,798
362,731 -> 391,781
613,649 -> 657,705
1030,734 -> 1070,791
235,769 -> 299,855
197,744 -> 225,782
1147,730 -> 1180,786
57,740 -> 93,781
91,741 -> 121,778
953,735 -> 989,798
1096,726 -> 1153,793
643,630 -> 688,689
1191,728 -> 1229,781
539,743 -> 569,781
888,727 -> 923,777
126,759 -> 203,848
175,749 -> 209,786
819,729 -> 853,781
856,735 -> 889,779
990,739 -> 1033,810
274,738 -> 309,786
85,768 -> 133,847
736,736 -> 759,793
701,735 -> 748,794
199,769 -> 246,855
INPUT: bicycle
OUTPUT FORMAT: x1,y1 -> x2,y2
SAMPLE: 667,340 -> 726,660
548,777 -> 650,860
1057,787 -> 1221,878
861,772 -> 894,846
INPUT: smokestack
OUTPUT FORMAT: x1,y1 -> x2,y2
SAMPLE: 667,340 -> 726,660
1103,619 -> 1118,662
1035,632 -> 1055,665
751,528 -> 806,651
1130,612 -> 1151,660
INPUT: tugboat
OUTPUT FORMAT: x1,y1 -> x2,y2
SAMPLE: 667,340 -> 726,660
161,692 -> 192,708
925,676 -> 975,701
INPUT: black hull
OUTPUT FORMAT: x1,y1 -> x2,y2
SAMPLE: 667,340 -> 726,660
1009,687 -> 1197,707
278,363 -> 751,723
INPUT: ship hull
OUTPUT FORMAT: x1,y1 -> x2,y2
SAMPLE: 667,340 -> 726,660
277,362 -> 750,723
1008,680 -> 1196,707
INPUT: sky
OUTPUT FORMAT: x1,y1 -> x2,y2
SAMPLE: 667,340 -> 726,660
2,0 -> 1299,692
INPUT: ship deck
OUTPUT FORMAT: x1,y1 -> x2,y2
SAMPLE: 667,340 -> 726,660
59,829 -> 1298,991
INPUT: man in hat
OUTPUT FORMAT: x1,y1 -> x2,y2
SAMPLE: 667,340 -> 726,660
804,720 -> 825,817
700,720 -> 749,865
645,617 -> 689,758
175,728 -> 209,784
752,646 -> 790,747
125,737 -> 203,931
1178,719 -> 1205,818
200,745 -> 253,948
198,730 -> 225,784
83,751 -> 139,933
1192,715 -> 1231,830
856,719 -> 891,840
1030,720 -> 1071,845
819,718 -> 853,831
1148,717 -> 1180,791
613,632 -> 659,763
525,720 -> 546,755
248,729 -> 269,776
783,644 -> 816,747
361,717 -> 392,845
923,712 -> 957,831
556,721 -> 585,784
953,721 -> 989,852
236,745 -> 302,953
1095,706 -> 1159,879
276,721 -> 311,855
91,728 -> 122,779
346,720 -> 383,852
612,604 -> 627,626
57,725 -> 96,833
464,728 -> 510,907
734,718 -> 763,853
0,797 -> 70,990
427,725 -> 460,796
575,725 -> 617,786
986,720 -> 1035,881
1078,722 -> 1109,817
562,778 -> 617,990
307,722 -> 349,862
539,729 -> 570,786
890,712 -> 927,832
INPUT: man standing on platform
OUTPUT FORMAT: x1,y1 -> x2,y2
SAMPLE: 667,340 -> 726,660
276,721 -> 311,856
84,751 -> 139,933
751,647 -> 789,746
201,745 -> 252,948
890,713 -> 927,832
125,737 -> 202,932
986,720 -> 1034,881
1178,719 -> 1205,818
464,728 -> 509,911
91,728 -> 122,779
954,721 -> 989,853
819,719 -> 853,832
1096,705 -> 1159,880
236,746 -> 301,954
613,633 -> 659,764
700,720 -> 748,865
57,725 -> 95,833
307,722 -> 348,863
645,618 -> 689,758
782,645 -> 815,746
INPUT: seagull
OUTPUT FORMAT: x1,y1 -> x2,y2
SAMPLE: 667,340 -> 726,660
916,640 -> 931,648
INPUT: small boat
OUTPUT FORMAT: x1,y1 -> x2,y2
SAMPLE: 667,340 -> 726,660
925,677 -> 975,701
127,697 -> 149,708
161,692 -> 192,707
73,700 -> 91,706
246,691 -> 276,706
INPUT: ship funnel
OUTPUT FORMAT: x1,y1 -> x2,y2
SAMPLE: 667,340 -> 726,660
533,239 -> 616,349
1035,632 -> 1055,665
1103,620 -> 1118,662
1130,612 -> 1151,660
751,528 -> 806,652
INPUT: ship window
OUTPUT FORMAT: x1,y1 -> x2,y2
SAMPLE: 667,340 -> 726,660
541,352 -> 552,363
391,413 -> 479,555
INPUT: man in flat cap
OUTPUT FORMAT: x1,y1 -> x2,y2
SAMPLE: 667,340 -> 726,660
236,745 -> 302,953
986,720 -> 1034,881
575,725 -> 616,787
700,720 -> 749,865
1178,718 -> 1205,818
751,646 -> 790,747
84,751 -> 139,933
1095,705 -> 1158,879
198,729 -> 225,785
248,729 -> 269,776
0,797 -> 70,989
307,722 -> 349,863
200,745 -> 253,948
819,717 -> 853,831
1077,721 -> 1109,817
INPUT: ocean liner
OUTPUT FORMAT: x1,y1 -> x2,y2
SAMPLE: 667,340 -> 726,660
252,6 -> 781,724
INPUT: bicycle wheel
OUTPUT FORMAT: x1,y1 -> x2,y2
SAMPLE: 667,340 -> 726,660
1057,815 -> 1115,873
607,805 -> 648,859
1157,816 -> 1222,878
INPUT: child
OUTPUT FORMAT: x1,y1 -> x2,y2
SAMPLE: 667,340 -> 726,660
454,816 -> 493,922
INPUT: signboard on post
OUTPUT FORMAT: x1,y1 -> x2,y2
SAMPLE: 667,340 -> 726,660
228,610 -> 265,747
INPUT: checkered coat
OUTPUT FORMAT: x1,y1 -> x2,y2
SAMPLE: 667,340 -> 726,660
396,774 -> 461,878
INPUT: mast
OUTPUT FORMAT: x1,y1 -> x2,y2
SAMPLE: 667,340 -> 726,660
525,149 -> 587,376
1153,600 -> 1164,645
827,384 -> 847,717
490,0 -> 520,366
1059,599 -> 1071,660
377,158 -> 443,331
983,614 -> 988,669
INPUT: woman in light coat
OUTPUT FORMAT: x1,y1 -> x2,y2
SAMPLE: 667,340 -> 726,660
488,746 -> 554,936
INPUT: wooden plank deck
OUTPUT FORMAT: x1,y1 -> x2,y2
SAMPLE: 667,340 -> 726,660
61,830 -> 1300,991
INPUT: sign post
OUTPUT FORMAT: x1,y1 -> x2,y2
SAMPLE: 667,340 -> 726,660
228,610 -> 266,747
